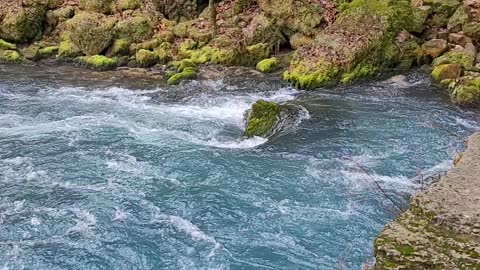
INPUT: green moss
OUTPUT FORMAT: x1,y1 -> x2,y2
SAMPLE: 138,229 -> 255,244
210,48 -> 238,66
395,244 -> 416,256
79,0 -> 114,14
171,59 -> 195,72
167,67 -> 196,85
177,39 -> 198,59
135,49 -> 158,67
79,55 -> 117,70
39,46 -> 58,57
283,60 -> 339,89
452,85 -> 480,105
66,12 -> 115,55
153,42 -> 173,63
463,22 -> 480,43
58,40 -> 83,58
244,100 -> 280,138
256,58 -> 280,73
246,43 -> 270,61
448,6 -> 469,31
0,39 -> 16,50
341,63 -> 379,84
108,39 -> 130,57
118,0 -> 141,10
431,64 -> 462,81
114,15 -> 153,43
190,47 -> 213,64
0,50 -> 21,63
432,51 -> 475,68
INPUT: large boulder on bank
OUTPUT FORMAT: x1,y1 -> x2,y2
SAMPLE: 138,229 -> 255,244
283,0 -> 426,88
65,12 -> 116,56
257,0 -> 326,36
243,100 -> 301,138
0,1 -> 47,43
422,39 -> 448,58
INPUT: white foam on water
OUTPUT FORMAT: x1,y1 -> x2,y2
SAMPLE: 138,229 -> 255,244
112,208 -> 129,222
455,116 -> 480,130
198,136 -> 268,149
168,215 -> 218,245
67,208 -> 96,233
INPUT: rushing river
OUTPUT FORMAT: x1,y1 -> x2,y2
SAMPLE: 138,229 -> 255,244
0,64 -> 479,270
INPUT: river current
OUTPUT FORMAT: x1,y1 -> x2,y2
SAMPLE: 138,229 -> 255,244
0,65 -> 479,270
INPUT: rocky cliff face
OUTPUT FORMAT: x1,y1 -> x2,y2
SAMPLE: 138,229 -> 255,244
374,132 -> 480,270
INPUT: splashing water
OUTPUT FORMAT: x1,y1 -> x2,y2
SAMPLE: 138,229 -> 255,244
0,65 -> 479,270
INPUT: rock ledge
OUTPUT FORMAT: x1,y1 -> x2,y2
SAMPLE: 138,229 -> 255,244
374,132 -> 480,269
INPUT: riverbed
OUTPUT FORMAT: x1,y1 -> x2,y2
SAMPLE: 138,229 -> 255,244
0,64 -> 478,269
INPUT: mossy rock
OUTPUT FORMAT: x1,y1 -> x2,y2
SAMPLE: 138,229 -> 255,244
256,58 -> 280,73
246,43 -> 270,61
153,42 -> 173,63
65,12 -> 115,56
283,60 -> 339,88
170,59 -> 195,72
118,0 -> 141,11
39,46 -> 59,58
243,100 -> 280,138
172,20 -> 212,43
0,50 -> 21,63
431,64 -> 462,82
22,45 -> 41,61
107,39 -> 130,57
135,49 -> 158,67
0,5 -> 47,43
432,51 -> 475,68
114,15 -> 153,43
167,67 -> 196,85
463,22 -> 480,43
452,84 -> 480,106
79,0 -> 115,14
283,0 -> 423,88
243,14 -> 285,48
289,33 -> 314,50
78,55 -> 117,70
423,0 -> 461,17
448,6 -> 470,32
0,39 -> 16,50
177,38 -> 198,59
58,40 -> 83,58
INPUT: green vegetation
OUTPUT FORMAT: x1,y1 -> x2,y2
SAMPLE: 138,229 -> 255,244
0,50 -> 21,63
244,100 -> 280,138
167,67 -> 196,85
78,55 -> 117,70
256,58 -> 280,73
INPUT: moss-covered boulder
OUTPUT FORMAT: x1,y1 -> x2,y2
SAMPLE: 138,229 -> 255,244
65,12 -> 115,56
432,51 -> 475,68
167,67 -> 196,85
0,3 -> 47,43
256,58 -> 280,73
257,0 -> 325,36
45,6 -> 75,33
246,43 -> 271,61
118,0 -> 141,11
243,14 -> 285,48
451,79 -> 480,106
422,39 -> 448,59
79,0 -> 115,14
423,0 -> 461,17
22,45 -> 41,61
447,6 -> 470,32
106,39 -> 130,57
431,64 -> 462,81
0,50 -> 21,63
114,15 -> 153,43
244,100 -> 280,138
463,22 -> 480,43
135,49 -> 158,67
78,55 -> 117,70
153,42 -> 173,63
58,40 -> 83,58
283,0 -> 425,88
172,19 -> 212,43
39,46 -> 59,58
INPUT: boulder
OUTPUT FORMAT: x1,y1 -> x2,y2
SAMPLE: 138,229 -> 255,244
114,15 -> 153,43
448,32 -> 469,46
431,64 -> 462,81
463,21 -> 480,42
432,50 -> 475,68
422,39 -> 448,58
243,100 -> 301,138
256,57 -> 280,73
78,55 -> 118,70
79,0 -> 115,14
0,2 -> 47,43
166,67 -> 196,85
65,12 -> 116,56
447,5 -> 470,32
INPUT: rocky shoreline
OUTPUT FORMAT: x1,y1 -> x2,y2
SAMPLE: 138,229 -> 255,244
0,0 -> 479,106
374,132 -> 480,270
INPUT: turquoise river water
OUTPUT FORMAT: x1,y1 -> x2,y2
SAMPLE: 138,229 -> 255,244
0,65 -> 479,270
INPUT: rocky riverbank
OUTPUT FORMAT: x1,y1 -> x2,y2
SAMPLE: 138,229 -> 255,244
374,132 -> 480,270
2,0 -> 480,106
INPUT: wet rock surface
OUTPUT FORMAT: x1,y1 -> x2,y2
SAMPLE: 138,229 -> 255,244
375,132 -> 480,270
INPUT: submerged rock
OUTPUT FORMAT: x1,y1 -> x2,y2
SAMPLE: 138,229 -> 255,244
243,100 -> 301,138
